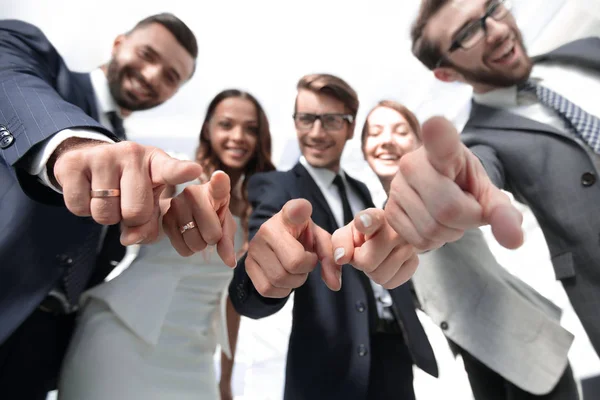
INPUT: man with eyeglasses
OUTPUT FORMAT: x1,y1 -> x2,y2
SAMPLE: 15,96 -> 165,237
229,73 -> 438,400
376,0 -> 598,398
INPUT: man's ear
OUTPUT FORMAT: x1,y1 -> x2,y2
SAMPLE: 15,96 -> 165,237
433,67 -> 462,83
347,122 -> 356,141
111,34 -> 127,57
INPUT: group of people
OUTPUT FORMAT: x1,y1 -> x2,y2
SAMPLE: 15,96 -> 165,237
1,0 -> 599,399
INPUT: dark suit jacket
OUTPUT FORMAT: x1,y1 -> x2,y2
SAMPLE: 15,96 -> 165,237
0,20 -> 124,344
461,37 -> 600,354
229,162 -> 436,400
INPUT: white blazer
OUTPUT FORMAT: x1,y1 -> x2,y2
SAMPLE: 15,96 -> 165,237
413,228 -> 573,395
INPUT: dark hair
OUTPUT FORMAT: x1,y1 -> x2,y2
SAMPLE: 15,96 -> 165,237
295,73 -> 359,118
361,100 -> 422,147
131,13 -> 198,60
195,89 -> 276,254
410,0 -> 451,70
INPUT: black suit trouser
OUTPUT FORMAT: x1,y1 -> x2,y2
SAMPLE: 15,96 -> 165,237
367,332 -> 416,400
0,309 -> 76,400
454,342 -> 580,400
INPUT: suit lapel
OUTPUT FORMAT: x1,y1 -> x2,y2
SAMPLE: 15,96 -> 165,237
467,102 -> 569,138
467,37 -> 600,143
71,72 -> 100,122
292,163 -> 338,232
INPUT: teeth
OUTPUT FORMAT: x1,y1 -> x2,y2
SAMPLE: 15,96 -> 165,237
131,77 -> 150,97
228,149 -> 246,156
378,154 -> 399,160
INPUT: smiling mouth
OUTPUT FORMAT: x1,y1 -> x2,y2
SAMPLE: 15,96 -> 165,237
490,39 -> 517,64
226,148 -> 249,157
376,153 -> 400,161
306,144 -> 332,152
127,74 -> 154,100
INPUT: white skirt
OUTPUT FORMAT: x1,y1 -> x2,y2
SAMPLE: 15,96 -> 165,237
58,299 -> 218,400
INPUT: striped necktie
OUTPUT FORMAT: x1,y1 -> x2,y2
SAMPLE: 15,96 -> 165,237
518,80 -> 600,154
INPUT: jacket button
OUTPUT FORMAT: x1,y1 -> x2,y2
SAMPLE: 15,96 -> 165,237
0,126 -> 14,149
56,254 -> 73,265
440,321 -> 449,330
581,172 -> 596,187
355,301 -> 365,313
357,344 -> 368,357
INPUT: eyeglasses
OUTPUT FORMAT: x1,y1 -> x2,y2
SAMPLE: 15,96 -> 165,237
293,113 -> 354,132
436,0 -> 512,67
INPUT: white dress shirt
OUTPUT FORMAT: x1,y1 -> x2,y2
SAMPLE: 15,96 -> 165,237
26,68 -> 119,192
299,156 -> 395,320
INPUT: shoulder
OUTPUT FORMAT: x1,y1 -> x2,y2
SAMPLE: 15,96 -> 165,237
0,19 -> 55,54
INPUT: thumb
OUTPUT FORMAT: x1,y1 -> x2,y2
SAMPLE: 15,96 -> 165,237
480,183 -> 524,249
311,223 -> 341,292
149,149 -> 204,187
330,208 -> 384,266
217,211 -> 237,268
208,170 -> 231,213
278,199 -> 313,239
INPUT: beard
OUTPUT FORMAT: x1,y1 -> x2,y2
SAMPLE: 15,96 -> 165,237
106,58 -> 160,111
448,35 -> 534,88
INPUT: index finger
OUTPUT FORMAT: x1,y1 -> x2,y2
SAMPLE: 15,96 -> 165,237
148,149 -> 204,187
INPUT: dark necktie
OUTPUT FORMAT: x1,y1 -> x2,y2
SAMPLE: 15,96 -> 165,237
106,111 -> 126,140
519,80 -> 600,153
332,174 -> 354,226
332,175 -> 438,376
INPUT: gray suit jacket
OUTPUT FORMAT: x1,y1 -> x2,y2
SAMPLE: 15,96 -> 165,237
461,37 -> 600,356
413,229 -> 573,395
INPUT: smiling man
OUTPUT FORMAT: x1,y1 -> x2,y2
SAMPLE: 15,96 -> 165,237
229,74 -> 438,400
0,13 -> 198,399
379,1 -> 600,397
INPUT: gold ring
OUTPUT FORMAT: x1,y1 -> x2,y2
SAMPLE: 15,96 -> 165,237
180,221 -> 197,234
90,189 -> 121,198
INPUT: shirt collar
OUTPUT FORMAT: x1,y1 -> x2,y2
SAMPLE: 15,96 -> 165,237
472,71 -> 545,108
89,68 -> 122,117
473,85 -> 519,108
299,156 -> 345,188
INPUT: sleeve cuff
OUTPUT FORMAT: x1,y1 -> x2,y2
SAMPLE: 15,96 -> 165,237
27,128 -> 115,193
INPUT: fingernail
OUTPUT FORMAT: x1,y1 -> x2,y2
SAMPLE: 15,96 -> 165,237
359,213 -> 372,228
336,269 -> 342,288
211,170 -> 224,178
135,236 -> 146,245
334,247 -> 345,263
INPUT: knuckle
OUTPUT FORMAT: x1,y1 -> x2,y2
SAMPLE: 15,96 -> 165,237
182,186 -> 199,202
270,269 -> 290,287
257,222 -> 276,241
118,141 -> 145,159
282,253 -> 305,274
65,201 -> 90,217
433,202 -> 463,225
413,236 -> 434,251
121,202 -> 153,222
255,279 -> 275,297
421,219 -> 442,239
398,155 -> 417,177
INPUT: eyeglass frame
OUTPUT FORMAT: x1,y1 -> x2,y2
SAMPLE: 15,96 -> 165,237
292,113 -> 355,132
434,0 -> 513,68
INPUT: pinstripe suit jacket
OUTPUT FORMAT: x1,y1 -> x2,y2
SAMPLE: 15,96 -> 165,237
0,20 -> 123,344
461,37 -> 600,356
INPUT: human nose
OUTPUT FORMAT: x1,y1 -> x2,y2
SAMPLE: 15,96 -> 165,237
484,16 -> 510,45
308,118 -> 327,138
